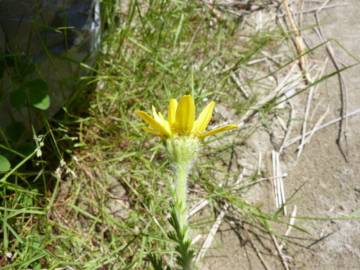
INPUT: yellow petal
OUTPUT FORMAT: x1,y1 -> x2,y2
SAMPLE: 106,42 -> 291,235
152,107 -> 172,135
158,112 -> 166,122
159,112 -> 172,135
176,95 -> 195,135
136,110 -> 171,137
143,127 -> 162,136
152,106 -> 161,122
193,101 -> 215,134
198,124 -> 238,139
168,99 -> 178,127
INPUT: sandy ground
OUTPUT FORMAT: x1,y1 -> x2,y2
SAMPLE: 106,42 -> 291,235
203,1 -> 360,269
287,1 -> 360,269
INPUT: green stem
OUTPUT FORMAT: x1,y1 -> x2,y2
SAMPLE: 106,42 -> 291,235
166,138 -> 199,269
174,161 -> 191,238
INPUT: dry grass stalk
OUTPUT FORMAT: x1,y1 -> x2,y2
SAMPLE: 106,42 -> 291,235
279,205 -> 298,250
281,0 -> 312,85
188,199 -> 209,218
303,106 -> 330,145
230,72 -> 251,99
270,234 -> 291,270
195,204 -> 228,263
272,151 -> 287,214
297,58 -> 329,158
279,101 -> 294,153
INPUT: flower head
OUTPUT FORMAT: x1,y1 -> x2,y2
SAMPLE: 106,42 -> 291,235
136,95 -> 237,139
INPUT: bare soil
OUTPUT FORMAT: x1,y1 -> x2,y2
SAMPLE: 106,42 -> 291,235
203,1 -> 360,269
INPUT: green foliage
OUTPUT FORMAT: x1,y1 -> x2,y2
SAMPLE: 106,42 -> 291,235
148,208 -> 195,270
0,154 -> 11,172
148,254 -> 172,270
168,209 -> 195,270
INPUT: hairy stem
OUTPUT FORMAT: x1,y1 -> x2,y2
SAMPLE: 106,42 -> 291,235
174,161 -> 191,239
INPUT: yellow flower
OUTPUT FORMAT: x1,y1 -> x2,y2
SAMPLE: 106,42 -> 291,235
136,95 -> 237,139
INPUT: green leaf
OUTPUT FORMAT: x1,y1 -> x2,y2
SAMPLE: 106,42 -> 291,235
26,79 -> 50,110
0,154 -> 11,172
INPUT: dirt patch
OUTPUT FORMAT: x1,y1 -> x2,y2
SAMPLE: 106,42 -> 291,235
202,1 -> 360,269
285,1 -> 360,269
